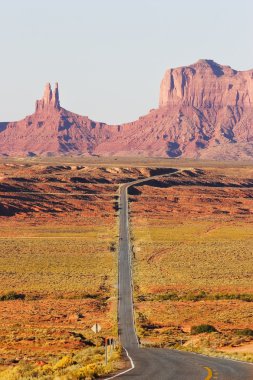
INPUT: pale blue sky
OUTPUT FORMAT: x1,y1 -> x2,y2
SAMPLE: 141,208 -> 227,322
0,0 -> 252,124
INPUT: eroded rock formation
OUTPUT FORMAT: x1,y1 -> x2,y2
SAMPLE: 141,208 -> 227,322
159,59 -> 253,108
0,60 -> 252,160
36,82 -> 60,112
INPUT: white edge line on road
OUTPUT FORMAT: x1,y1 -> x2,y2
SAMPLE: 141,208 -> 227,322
105,347 -> 135,379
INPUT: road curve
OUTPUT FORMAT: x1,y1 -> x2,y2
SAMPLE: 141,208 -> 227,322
115,172 -> 253,380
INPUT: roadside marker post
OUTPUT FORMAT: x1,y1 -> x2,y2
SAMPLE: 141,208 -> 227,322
91,326 -> 116,365
104,337 -> 116,364
109,338 -> 113,357
105,338 -> 108,365
110,339 -> 113,356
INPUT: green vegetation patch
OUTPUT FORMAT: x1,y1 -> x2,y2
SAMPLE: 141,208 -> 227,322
191,324 -> 217,335
0,291 -> 25,301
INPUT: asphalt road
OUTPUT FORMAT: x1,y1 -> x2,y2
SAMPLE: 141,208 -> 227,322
115,174 -> 253,380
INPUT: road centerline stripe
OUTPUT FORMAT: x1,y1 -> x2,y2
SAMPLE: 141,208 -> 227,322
204,366 -> 213,380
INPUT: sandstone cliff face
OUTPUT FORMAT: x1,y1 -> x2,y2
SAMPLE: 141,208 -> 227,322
0,60 -> 252,160
156,60 -> 253,158
95,60 -> 253,160
159,59 -> 253,108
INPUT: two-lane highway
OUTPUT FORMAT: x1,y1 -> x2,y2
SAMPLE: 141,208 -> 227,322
114,172 -> 253,380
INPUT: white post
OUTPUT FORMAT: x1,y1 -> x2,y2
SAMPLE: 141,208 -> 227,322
105,338 -> 108,365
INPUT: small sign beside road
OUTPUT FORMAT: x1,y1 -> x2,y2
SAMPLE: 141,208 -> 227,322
91,323 -> 101,334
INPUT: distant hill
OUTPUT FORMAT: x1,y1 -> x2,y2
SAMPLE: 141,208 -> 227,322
0,60 -> 252,160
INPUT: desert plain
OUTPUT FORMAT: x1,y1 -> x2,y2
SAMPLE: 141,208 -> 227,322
0,157 -> 252,379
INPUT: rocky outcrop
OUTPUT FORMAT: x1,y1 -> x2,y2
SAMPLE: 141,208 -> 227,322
156,60 -> 253,158
159,59 -> 253,108
0,61 -> 252,160
36,82 -> 60,112
0,82 -> 109,156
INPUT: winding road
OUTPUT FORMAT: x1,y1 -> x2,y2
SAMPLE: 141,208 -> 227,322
112,172 -> 253,380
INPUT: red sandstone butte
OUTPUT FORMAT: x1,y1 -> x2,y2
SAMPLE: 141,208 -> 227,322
0,59 -> 252,159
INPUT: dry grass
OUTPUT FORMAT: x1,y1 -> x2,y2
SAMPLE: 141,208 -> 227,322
0,224 -> 119,375
0,163 -> 124,377
0,226 -> 116,295
1,161 -> 253,374
132,220 -> 252,294
130,168 -> 253,359
0,346 -> 123,380
1,161 -> 173,377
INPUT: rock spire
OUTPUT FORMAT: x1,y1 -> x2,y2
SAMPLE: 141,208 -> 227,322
36,82 -> 60,112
